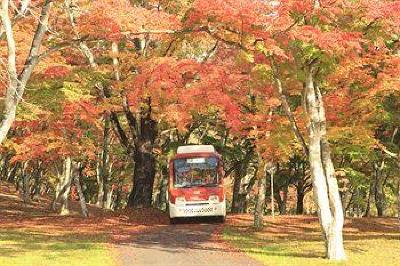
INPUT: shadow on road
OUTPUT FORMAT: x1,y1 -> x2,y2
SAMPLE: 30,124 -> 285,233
170,216 -> 223,225
115,217 -> 262,266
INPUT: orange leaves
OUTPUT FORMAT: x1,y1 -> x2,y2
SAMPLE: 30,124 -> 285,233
78,14 -> 122,42
188,0 -> 272,34
77,0 -> 182,41
293,26 -> 363,55
365,0 -> 400,26
42,65 -> 71,79
122,56 -> 247,132
62,100 -> 101,126
324,88 -> 352,124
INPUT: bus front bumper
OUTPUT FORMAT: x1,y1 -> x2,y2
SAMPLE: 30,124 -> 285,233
168,201 -> 226,218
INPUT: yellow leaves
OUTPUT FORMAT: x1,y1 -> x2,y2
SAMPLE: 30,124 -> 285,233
237,51 -> 254,64
61,82 -> 93,102
328,126 -> 376,148
16,102 -> 51,122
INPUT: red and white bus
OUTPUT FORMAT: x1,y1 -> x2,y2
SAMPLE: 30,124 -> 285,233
167,145 -> 226,223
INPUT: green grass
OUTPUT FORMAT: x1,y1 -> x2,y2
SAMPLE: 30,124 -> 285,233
0,229 -> 115,266
223,223 -> 400,266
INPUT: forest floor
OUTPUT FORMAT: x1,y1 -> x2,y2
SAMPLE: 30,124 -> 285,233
224,214 -> 400,266
1,181 -> 399,266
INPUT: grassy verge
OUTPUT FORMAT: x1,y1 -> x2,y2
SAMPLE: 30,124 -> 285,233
0,229 -> 115,266
223,215 -> 400,266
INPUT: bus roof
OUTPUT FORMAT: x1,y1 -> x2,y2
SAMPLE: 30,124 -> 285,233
177,145 -> 215,154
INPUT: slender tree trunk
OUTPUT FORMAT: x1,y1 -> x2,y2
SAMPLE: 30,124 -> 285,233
364,177 -> 374,217
74,162 -> 88,218
373,161 -> 386,217
296,182 -> 305,214
276,189 -> 288,215
100,41 -> 119,209
7,161 -> 19,183
101,114 -> 112,209
0,154 -> 10,180
157,166 -> 168,210
254,164 -> 266,230
112,182 -> 123,210
0,0 -> 19,144
397,178 -> 400,222
21,161 -> 30,203
304,69 -> 346,260
60,157 -> 73,215
104,184 -> 113,209
231,166 -> 242,213
0,0 -> 52,144
344,190 -> 356,216
95,157 -> 104,207
32,161 -> 42,201
51,163 -> 63,210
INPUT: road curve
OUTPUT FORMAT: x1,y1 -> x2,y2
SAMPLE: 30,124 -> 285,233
115,218 -> 262,266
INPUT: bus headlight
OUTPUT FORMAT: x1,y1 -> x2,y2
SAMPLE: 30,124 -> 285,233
175,196 -> 186,206
209,195 -> 219,203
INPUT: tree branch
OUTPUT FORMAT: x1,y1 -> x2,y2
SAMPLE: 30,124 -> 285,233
110,112 -> 134,155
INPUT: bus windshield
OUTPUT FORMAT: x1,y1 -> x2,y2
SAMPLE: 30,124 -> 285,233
173,157 -> 219,188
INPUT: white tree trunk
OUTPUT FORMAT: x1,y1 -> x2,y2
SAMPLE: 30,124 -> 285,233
254,109 -> 274,229
95,158 -> 104,207
60,156 -> 73,215
304,68 -> 346,260
0,0 -> 52,144
0,0 -> 19,144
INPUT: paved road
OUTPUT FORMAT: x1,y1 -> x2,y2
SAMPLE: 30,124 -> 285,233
115,218 -> 263,266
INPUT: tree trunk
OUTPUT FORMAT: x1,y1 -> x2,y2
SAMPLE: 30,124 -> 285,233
60,157 -> 73,215
296,184 -> 305,215
7,161 -> 19,183
254,166 -> 266,230
231,166 -> 242,213
21,161 -> 30,203
364,177 -> 374,217
95,157 -> 104,207
104,185 -> 113,209
304,69 -> 346,260
126,98 -> 157,209
373,161 -> 386,217
0,0 -> 53,144
156,166 -> 168,210
32,161 -> 42,202
51,163 -> 63,210
128,136 -> 156,208
276,189 -> 288,215
397,179 -> 400,221
101,114 -> 112,209
0,154 -> 11,180
74,162 -> 89,218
